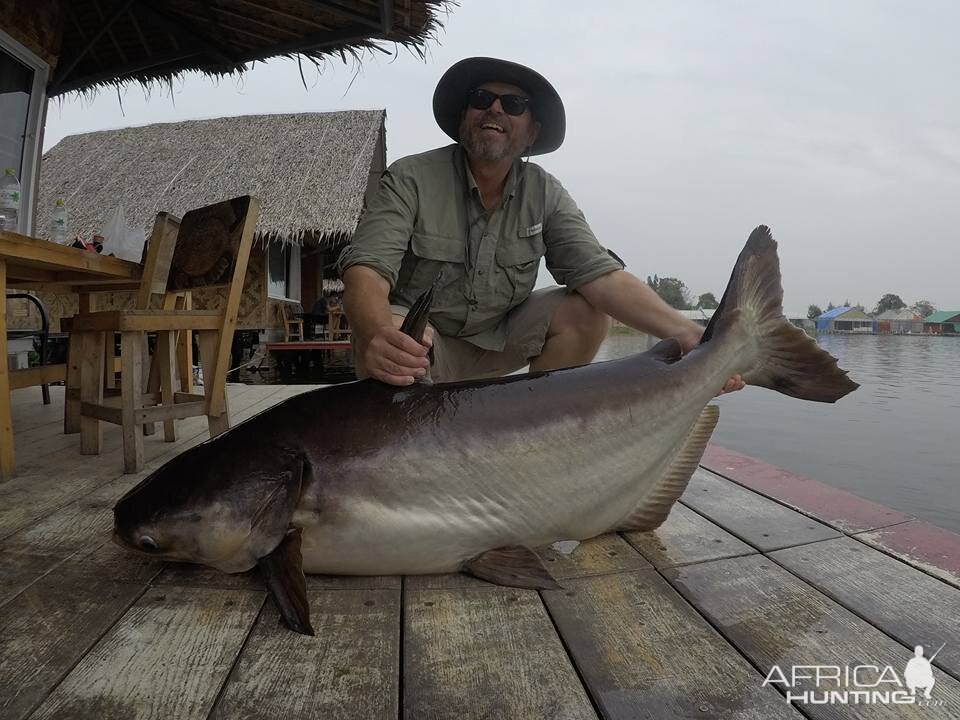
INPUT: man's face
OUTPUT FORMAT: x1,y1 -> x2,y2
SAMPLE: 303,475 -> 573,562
458,81 -> 541,163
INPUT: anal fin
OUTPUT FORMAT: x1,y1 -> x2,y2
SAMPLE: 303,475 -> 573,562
258,527 -> 314,636
616,404 -> 720,532
463,546 -> 562,590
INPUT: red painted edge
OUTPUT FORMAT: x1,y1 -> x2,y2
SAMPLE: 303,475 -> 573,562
701,445 -> 913,533
265,341 -> 352,351
856,521 -> 960,587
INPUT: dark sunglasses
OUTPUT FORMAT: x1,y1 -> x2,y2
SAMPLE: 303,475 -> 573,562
466,88 -> 532,116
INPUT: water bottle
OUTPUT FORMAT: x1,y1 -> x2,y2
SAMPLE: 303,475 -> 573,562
51,198 -> 69,243
0,168 -> 21,233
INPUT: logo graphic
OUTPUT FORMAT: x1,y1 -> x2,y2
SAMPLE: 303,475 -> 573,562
905,644 -> 943,700
762,642 -> 946,707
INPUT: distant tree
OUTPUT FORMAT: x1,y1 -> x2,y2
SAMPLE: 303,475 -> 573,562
913,300 -> 936,318
826,301 -> 836,311
853,302 -> 866,313
696,292 -> 719,309
646,275 -> 691,310
874,294 -> 906,315
807,304 -> 823,320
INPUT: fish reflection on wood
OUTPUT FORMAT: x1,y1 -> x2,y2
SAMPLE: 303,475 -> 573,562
113,225 -> 858,635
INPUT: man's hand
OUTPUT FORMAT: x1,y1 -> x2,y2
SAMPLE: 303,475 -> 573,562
358,325 -> 434,386
674,323 -> 744,395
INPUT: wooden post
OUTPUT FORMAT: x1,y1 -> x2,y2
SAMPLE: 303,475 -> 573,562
0,259 -> 14,480
197,330 -> 229,437
156,329 -> 177,442
176,292 -> 193,394
120,331 -> 144,472
79,331 -> 105,455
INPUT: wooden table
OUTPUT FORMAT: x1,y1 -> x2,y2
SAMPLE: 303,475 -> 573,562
0,230 -> 141,480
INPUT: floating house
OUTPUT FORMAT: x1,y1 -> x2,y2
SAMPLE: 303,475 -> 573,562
875,308 -> 924,334
815,306 -> 873,333
922,311 -> 960,335
23,111 -> 386,339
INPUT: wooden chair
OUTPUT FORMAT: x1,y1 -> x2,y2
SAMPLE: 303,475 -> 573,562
279,301 -> 304,342
71,196 -> 260,473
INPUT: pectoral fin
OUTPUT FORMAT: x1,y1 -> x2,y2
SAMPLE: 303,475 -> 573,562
257,527 -> 314,636
463,546 -> 562,590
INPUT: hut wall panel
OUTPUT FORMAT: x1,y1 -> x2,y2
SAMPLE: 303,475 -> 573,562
0,0 -> 63,66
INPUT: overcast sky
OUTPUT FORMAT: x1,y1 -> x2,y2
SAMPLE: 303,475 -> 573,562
44,0 -> 960,312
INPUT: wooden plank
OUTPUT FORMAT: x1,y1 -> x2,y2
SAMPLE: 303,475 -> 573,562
702,445 -> 913,532
154,562 -> 401,591
138,400 -> 206,425
0,384 -> 276,544
622,502 -> 757,569
855,520 -> 960,589
210,588 -> 400,720
665,554 -> 960,718
0,230 -> 141,279
0,570 -> 146,720
402,572 -> 497,591
70,310 -> 223,332
29,585 -> 264,720
8,363 -> 67,390
542,570 -> 802,719
681,469 -> 840,551
536,533 -> 652,580
79,400 -> 123,424
771,537 -> 960,679
404,586 -> 598,719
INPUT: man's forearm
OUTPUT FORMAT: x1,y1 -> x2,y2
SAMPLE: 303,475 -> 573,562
576,270 -> 703,345
342,266 -> 396,343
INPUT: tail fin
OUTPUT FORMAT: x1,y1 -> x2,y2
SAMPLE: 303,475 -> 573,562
701,225 -> 858,403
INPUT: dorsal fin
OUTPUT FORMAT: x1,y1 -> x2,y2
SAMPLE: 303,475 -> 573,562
399,273 -> 441,344
398,274 -> 441,385
615,404 -> 719,532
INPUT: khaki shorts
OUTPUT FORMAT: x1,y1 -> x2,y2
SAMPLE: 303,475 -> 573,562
355,286 -> 568,383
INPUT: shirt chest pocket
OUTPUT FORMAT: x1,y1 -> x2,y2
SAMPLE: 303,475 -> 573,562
495,234 -> 545,307
408,232 -> 466,304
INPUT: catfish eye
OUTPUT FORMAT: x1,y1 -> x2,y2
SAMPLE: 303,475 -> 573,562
139,536 -> 159,551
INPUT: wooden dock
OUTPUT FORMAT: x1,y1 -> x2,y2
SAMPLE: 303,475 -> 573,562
1,384 -> 958,719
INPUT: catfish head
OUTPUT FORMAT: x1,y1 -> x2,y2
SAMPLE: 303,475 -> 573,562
112,436 -> 304,574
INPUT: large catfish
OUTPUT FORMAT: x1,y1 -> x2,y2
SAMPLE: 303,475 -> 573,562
113,226 -> 857,634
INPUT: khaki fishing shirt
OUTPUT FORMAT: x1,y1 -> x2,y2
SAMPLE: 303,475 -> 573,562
337,144 -> 623,351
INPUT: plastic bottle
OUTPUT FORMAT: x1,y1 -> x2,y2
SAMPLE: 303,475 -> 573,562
0,168 -> 22,233
51,198 -> 68,243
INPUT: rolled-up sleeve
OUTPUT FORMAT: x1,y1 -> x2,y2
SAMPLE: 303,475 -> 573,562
336,167 -> 418,287
542,181 -> 624,290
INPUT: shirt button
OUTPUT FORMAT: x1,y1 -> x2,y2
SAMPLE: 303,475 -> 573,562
478,269 -> 484,275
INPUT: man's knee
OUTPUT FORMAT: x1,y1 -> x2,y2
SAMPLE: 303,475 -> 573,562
549,292 -> 611,343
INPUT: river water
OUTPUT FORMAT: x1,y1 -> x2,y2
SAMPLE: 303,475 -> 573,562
597,333 -> 960,534
240,333 -> 959,534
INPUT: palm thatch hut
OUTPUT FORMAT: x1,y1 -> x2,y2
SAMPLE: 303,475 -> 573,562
23,110 -> 386,336
2,0 -> 448,349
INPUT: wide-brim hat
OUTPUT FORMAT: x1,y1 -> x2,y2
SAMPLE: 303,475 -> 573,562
432,57 -> 565,156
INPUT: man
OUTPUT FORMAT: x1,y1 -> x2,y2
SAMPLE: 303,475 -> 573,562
338,57 -> 743,392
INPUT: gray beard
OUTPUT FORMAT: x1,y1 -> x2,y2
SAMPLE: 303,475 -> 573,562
460,125 -> 522,162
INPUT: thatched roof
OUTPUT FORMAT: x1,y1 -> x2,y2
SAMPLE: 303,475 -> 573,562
38,110 -> 385,247
49,0 -> 450,96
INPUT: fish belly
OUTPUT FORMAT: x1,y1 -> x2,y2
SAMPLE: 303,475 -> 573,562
295,399 -> 709,577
